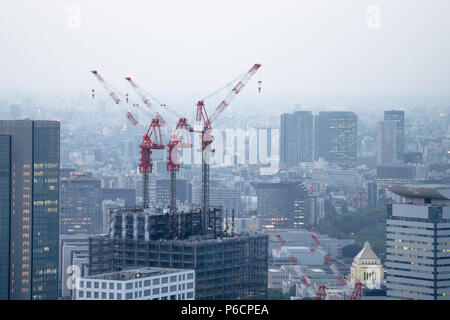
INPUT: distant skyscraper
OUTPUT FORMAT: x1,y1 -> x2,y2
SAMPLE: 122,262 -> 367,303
314,111 -> 358,169
0,120 -> 60,300
377,120 -> 396,166
366,181 -> 378,209
280,111 -> 313,168
255,181 -> 307,230
60,172 -> 102,235
386,185 -> 450,300
384,110 -> 405,161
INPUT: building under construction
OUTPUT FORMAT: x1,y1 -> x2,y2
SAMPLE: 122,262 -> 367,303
88,205 -> 268,300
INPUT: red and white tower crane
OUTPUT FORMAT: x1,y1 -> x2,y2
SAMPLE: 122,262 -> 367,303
91,70 -> 139,127
195,63 -> 261,218
276,235 -> 326,300
311,234 -> 363,300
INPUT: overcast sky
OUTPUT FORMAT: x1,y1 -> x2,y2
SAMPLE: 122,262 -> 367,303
1,0 -> 450,101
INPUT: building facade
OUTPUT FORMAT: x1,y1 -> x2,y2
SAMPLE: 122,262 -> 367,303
74,268 -> 195,300
255,181 -> 307,230
377,120 -> 396,166
0,120 -> 60,300
384,110 -> 405,161
386,185 -> 450,300
60,172 -> 102,235
314,111 -> 358,169
350,242 -> 384,289
280,111 -> 314,168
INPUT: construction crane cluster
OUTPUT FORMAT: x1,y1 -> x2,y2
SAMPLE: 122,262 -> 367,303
276,234 -> 362,300
91,64 -> 261,225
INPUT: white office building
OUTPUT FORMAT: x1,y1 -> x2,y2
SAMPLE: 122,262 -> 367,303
74,267 -> 195,300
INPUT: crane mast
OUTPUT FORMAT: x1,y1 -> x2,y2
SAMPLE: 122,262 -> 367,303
195,63 -> 261,218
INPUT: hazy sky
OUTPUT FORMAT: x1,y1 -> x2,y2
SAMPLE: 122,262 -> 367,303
1,0 -> 450,100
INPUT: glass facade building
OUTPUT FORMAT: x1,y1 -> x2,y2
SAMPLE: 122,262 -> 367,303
0,120 -> 60,300
0,135 -> 11,299
314,111 -> 358,169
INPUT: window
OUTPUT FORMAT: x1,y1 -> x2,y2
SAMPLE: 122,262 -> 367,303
144,280 -> 151,286
109,293 -> 114,299
86,291 -> 91,298
117,284 -> 122,290
170,285 -> 177,292
187,282 -> 193,289
144,290 -> 151,297
86,281 -> 91,288
94,282 -> 99,289
126,292 -> 133,300
153,278 -> 160,285
126,283 -> 133,290
152,288 -> 160,295
102,282 -> 107,289
117,293 -> 122,300
79,291 -> 84,298
170,276 -> 177,282
94,292 -> 99,299
79,281 -> 84,288
109,283 -> 114,290
187,273 -> 194,280
161,287 -> 168,294
187,292 -> 193,299
102,292 -> 106,299
162,277 -> 168,284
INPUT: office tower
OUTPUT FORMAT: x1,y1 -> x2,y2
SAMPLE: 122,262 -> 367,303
386,185 -> 450,300
60,172 -> 102,235
156,179 -> 192,207
255,181 -> 307,230
384,110 -> 405,161
314,111 -> 358,169
280,111 -> 313,168
0,135 -> 11,300
89,206 -> 268,300
366,181 -> 378,208
377,120 -> 396,166
0,120 -> 60,300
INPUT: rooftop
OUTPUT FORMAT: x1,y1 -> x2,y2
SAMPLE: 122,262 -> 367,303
389,184 -> 450,200
83,267 -> 188,281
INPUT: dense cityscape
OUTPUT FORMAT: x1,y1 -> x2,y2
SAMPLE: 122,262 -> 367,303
1,1 -> 450,309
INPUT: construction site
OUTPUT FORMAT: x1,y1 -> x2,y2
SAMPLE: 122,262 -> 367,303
88,64 -> 268,300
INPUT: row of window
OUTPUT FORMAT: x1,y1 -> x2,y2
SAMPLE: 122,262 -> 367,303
78,289 -> 194,300
79,274 -> 194,290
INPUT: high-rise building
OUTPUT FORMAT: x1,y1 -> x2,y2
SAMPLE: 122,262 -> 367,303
386,185 -> 450,300
314,111 -> 358,169
366,181 -> 378,209
384,110 -> 405,161
0,120 -> 60,300
89,206 -> 268,300
0,135 -> 11,300
255,181 -> 307,230
280,111 -> 314,168
377,120 -> 396,166
376,166 -> 416,189
60,172 -> 102,235
192,183 -> 240,215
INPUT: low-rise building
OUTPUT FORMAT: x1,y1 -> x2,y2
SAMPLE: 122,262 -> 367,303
74,267 -> 195,300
